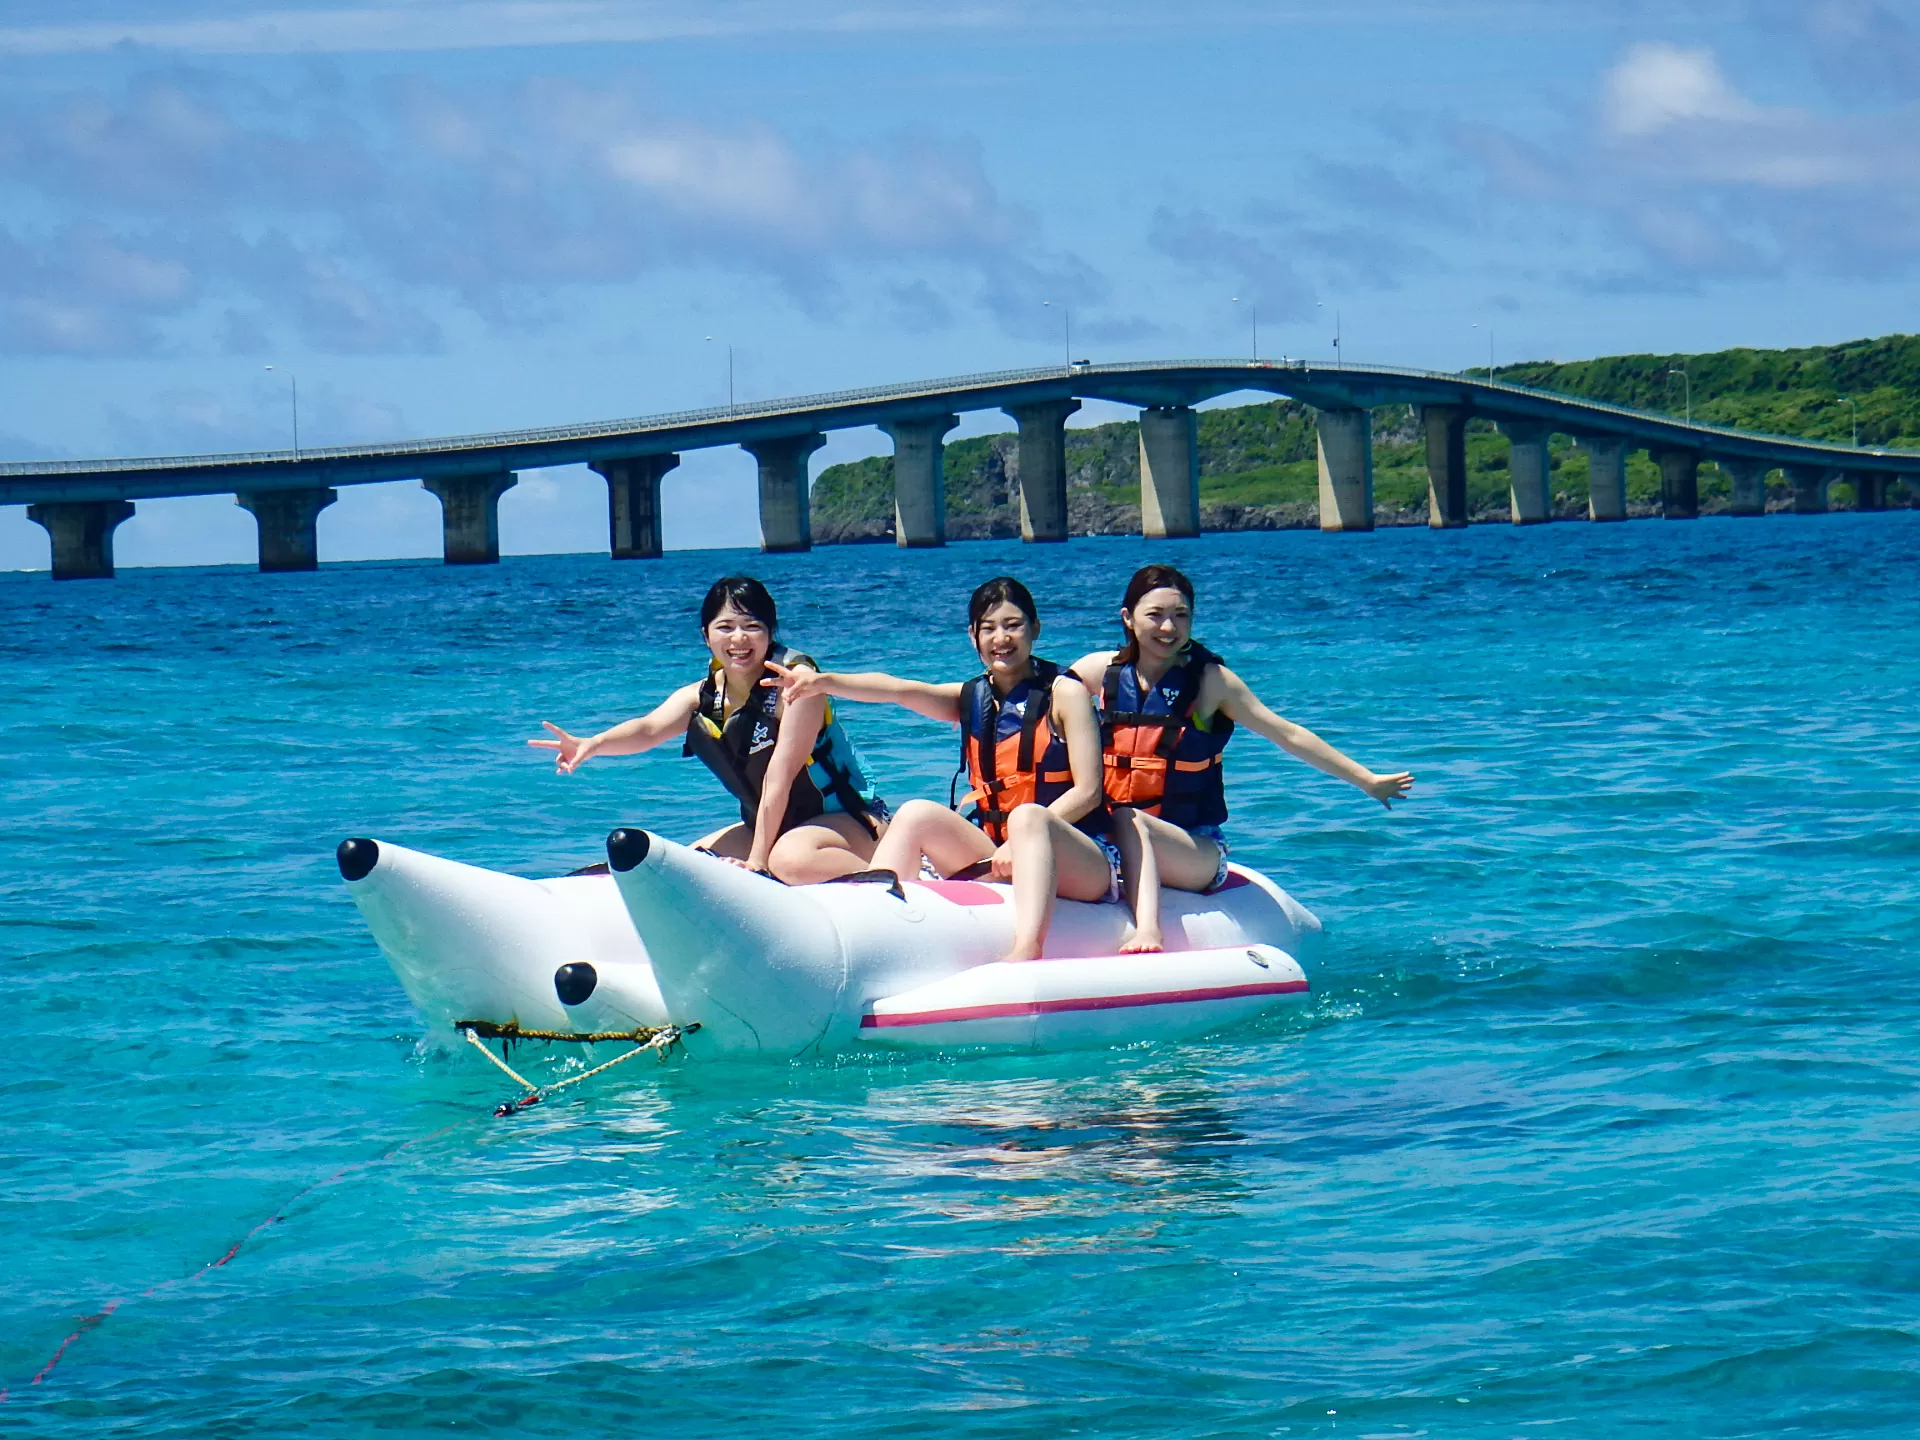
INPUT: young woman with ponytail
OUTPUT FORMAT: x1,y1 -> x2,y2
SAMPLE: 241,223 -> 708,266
1071,564 -> 1414,952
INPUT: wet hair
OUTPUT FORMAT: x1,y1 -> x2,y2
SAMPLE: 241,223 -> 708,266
1116,564 -> 1196,666
700,575 -> 777,635
967,576 -> 1040,633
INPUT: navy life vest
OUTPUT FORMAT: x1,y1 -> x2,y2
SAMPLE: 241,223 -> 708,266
957,659 -> 1108,844
683,643 -> 885,837
1099,641 -> 1232,830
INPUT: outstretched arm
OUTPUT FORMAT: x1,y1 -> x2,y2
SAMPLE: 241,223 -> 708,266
766,661 -> 964,725
528,683 -> 701,775
1210,666 -> 1414,808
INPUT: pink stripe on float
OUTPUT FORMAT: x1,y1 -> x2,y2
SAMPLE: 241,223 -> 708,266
860,978 -> 1308,1028
908,879 -> 1007,906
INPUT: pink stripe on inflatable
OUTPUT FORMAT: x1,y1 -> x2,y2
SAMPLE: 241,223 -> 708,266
908,880 -> 1007,906
860,978 -> 1309,1028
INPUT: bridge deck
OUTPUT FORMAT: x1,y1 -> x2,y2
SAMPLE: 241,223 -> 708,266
4,359 -> 1915,507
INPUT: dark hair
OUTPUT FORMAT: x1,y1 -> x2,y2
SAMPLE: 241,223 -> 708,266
700,575 -> 777,634
968,576 -> 1040,632
1116,564 -> 1195,666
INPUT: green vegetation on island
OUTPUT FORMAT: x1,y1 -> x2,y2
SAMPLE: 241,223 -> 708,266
810,334 -> 1920,541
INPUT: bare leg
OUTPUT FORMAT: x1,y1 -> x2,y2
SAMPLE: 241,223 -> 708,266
768,812 -> 885,884
1001,803 -> 1115,963
693,823 -> 752,859
1134,813 -> 1225,906
871,798 -> 993,879
1114,807 -> 1165,953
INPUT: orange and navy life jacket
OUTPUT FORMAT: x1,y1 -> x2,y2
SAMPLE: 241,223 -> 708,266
956,660 -> 1107,844
1099,641 -> 1232,830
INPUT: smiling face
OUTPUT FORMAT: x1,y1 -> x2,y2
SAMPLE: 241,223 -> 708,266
704,601 -> 772,677
1123,586 -> 1193,666
971,599 -> 1038,690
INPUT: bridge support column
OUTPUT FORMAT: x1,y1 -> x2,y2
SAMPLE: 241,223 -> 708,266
26,499 -> 135,580
1722,459 -> 1770,517
1003,399 -> 1080,543
236,487 -> 336,572
744,433 -> 827,553
1421,405 -> 1468,528
1852,472 -> 1890,512
1138,405 -> 1200,539
1786,465 -> 1831,514
1580,436 -> 1628,521
881,414 -> 958,548
590,454 -> 677,559
1654,448 -> 1700,519
1499,421 -> 1553,524
1315,407 -> 1374,532
422,470 -> 517,564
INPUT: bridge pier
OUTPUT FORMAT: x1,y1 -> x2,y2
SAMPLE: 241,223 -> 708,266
1722,459 -> 1770,517
590,454 -> 678,559
1003,399 -> 1080,543
422,470 -> 517,564
744,433 -> 827,553
1579,436 -> 1628,521
881,414 -> 959,548
26,499 -> 135,580
1315,407 -> 1374,532
1852,472 -> 1890,512
1421,405 -> 1468,528
1654,448 -> 1700,519
1499,421 -> 1553,524
1785,465 -> 1831,514
1138,405 -> 1200,539
236,487 -> 336,572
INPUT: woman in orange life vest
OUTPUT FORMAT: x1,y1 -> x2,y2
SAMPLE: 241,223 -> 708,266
769,576 -> 1117,964
529,575 -> 891,884
1070,563 -> 1414,953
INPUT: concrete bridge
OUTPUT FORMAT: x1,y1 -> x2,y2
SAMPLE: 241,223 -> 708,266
4,358 -> 1914,578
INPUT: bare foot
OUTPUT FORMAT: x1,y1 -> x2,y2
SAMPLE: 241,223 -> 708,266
1119,929 -> 1164,955
999,940 -> 1043,963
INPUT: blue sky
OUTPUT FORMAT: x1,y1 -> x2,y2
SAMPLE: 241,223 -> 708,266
4,0 -> 1919,568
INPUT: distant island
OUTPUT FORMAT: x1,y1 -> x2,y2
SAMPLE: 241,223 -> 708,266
811,334 -> 1920,541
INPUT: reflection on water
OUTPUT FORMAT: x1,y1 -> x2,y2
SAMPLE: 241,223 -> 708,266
9,524 -> 1920,1438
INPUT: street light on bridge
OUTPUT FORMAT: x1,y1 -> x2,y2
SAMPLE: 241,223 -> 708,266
1668,365 -> 1691,425
1840,394 -> 1859,446
1231,296 -> 1258,362
264,365 -> 299,458
705,337 -> 735,414
1042,300 -> 1070,369
1473,323 -> 1494,382
1319,301 -> 1342,367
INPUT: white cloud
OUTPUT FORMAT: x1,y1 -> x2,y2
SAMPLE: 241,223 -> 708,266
0,66 -> 1051,353
1601,43 -> 1758,138
1452,38 -> 1920,286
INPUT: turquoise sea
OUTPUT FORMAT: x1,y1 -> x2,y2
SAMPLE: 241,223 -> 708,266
5,519 -> 1919,1437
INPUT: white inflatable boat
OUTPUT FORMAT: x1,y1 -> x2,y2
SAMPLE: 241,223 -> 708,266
338,827 -> 1319,1059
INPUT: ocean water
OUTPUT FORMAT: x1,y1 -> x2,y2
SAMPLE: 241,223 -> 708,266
4,518 -> 1919,1438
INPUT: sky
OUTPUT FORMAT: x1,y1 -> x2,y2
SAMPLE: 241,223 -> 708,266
4,0 -> 1920,568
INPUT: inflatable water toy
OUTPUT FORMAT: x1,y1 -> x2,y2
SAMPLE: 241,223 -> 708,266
337,828 -> 1319,1059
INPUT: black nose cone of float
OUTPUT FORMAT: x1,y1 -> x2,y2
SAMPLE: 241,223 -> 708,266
336,837 -> 380,882
554,962 -> 598,1006
606,828 -> 651,873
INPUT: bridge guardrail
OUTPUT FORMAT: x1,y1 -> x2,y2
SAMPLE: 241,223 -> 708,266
4,358 -> 1915,479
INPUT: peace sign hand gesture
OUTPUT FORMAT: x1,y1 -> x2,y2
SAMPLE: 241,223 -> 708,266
528,721 -> 599,775
762,659 -> 828,705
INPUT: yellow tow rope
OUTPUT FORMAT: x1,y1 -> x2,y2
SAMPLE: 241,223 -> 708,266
457,1021 -> 697,1116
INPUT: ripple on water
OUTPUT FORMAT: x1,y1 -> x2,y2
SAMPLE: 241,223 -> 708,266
4,523 -> 1920,1436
